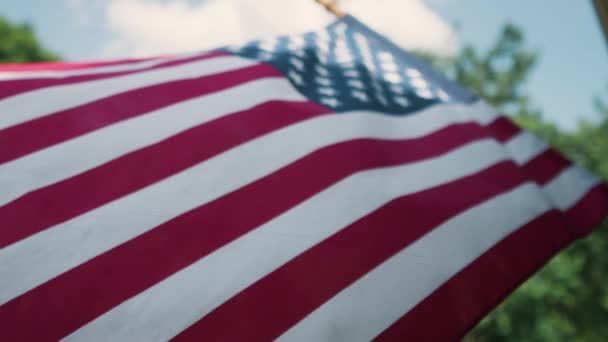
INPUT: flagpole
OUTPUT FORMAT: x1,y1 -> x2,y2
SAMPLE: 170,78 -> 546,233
314,0 -> 347,18
593,0 -> 608,47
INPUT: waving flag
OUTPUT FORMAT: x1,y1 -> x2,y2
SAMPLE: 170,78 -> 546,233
1,16 -> 607,341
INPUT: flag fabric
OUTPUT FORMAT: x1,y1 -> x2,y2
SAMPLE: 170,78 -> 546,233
1,15 -> 607,341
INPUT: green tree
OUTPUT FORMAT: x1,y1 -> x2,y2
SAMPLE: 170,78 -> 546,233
418,23 -> 540,116
0,16 -> 59,63
422,23 -> 608,341
468,93 -> 608,342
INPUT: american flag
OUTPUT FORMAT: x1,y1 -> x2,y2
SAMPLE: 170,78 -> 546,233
1,16 -> 607,341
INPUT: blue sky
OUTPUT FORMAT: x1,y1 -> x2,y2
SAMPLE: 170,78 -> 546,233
1,0 -> 606,130
429,0 -> 608,129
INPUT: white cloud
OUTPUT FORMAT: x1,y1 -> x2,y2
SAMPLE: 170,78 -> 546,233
100,0 -> 456,58
347,0 -> 457,54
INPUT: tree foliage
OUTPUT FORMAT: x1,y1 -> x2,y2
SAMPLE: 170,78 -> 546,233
469,96 -> 608,342
420,23 -> 608,341
0,16 -> 59,63
417,23 -> 540,116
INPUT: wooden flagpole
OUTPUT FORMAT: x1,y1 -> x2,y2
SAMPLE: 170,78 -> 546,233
314,0 -> 347,18
593,0 -> 608,47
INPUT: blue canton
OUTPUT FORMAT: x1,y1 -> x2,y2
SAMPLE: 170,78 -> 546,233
224,17 -> 475,115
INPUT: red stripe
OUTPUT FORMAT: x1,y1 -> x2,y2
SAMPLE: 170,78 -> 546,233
485,116 -> 520,142
0,100 -> 329,249
521,148 -> 571,185
0,52 -> 224,100
484,116 -> 578,189
0,55 -> 165,72
172,162 -> 527,342
374,160 -> 608,341
0,62 -> 275,165
374,211 -> 569,341
565,183 -> 608,238
504,128 -> 608,236
0,123 -> 488,341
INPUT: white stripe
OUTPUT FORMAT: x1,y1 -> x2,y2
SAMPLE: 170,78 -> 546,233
0,101 -> 492,307
0,100 -> 494,208
0,77 -> 303,207
505,131 -> 548,165
0,55 -> 255,131
488,115 -> 601,211
469,101 -> 499,125
64,139 -> 510,342
544,165 -> 600,210
464,104 -> 551,166
469,109 -> 603,211
278,184 -> 551,342
0,52 -> 196,81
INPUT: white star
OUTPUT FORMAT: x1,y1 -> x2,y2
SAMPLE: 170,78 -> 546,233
288,70 -> 304,86
340,61 -> 356,68
320,97 -> 341,107
411,78 -> 428,89
317,42 -> 330,53
290,57 -> 305,72
389,84 -> 405,94
344,69 -> 360,78
377,52 -> 394,63
383,72 -> 402,84
292,49 -> 306,58
376,93 -> 389,106
316,77 -> 332,86
406,68 -> 422,78
336,52 -> 354,64
354,33 -> 369,47
336,45 -> 351,55
372,80 -> 384,93
347,79 -> 365,89
318,87 -> 337,96
334,22 -> 348,37
351,90 -> 369,102
315,30 -> 331,44
416,89 -> 434,99
337,55 -> 354,67
315,65 -> 329,76
393,96 -> 410,107
363,60 -> 376,73
316,51 -> 329,64
381,61 -> 399,72
257,52 -> 273,61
